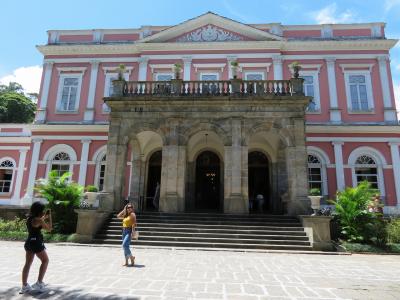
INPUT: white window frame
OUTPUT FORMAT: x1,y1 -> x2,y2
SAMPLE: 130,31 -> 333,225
344,71 -> 374,112
154,72 -> 174,81
200,72 -> 219,81
307,147 -> 329,196
44,144 -> 77,177
301,70 -> 321,113
0,157 -> 16,195
244,71 -> 265,80
56,73 -> 83,112
93,146 -> 107,191
348,147 -> 386,198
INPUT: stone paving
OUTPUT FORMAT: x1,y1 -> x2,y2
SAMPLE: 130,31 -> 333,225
0,241 -> 400,299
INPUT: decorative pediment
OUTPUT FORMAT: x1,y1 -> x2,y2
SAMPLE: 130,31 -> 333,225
175,25 -> 243,42
139,12 -> 283,43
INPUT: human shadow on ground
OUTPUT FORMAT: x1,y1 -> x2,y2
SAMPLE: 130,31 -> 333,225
0,286 -> 140,299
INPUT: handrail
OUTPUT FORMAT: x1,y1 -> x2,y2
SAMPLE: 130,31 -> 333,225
112,79 -> 303,97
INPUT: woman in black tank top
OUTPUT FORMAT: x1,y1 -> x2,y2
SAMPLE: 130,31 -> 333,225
20,201 -> 52,294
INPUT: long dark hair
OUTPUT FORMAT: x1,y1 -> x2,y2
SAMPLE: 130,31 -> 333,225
28,201 -> 45,218
124,203 -> 134,218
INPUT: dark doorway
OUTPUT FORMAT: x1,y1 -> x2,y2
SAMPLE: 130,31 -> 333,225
248,151 -> 270,213
195,151 -> 221,211
146,150 -> 161,210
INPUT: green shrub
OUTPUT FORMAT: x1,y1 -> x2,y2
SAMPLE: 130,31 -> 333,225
35,171 -> 83,234
0,217 -> 26,232
309,188 -> 321,196
387,218 -> 400,244
85,185 -> 98,192
329,181 -> 378,242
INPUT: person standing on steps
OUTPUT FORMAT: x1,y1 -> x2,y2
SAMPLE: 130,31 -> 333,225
117,203 -> 136,266
20,201 -> 52,294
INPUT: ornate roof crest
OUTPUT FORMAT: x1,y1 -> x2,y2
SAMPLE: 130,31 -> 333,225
176,25 -> 243,42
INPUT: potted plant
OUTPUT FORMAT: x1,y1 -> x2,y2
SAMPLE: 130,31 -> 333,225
308,188 -> 322,216
290,61 -> 301,78
230,61 -> 242,93
116,64 -> 126,80
84,185 -> 99,208
171,63 -> 183,94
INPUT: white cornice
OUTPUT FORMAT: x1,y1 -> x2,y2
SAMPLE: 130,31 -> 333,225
339,63 -> 375,73
37,39 -> 398,56
239,62 -> 271,72
193,63 -> 226,72
56,67 -> 87,74
102,66 -> 134,74
149,64 -> 175,72
31,124 -> 109,132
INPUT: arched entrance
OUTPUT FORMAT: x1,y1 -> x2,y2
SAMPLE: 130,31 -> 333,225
195,151 -> 221,211
248,151 -> 270,213
146,150 -> 161,210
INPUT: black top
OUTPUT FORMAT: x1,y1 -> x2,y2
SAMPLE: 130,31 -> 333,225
26,216 -> 43,241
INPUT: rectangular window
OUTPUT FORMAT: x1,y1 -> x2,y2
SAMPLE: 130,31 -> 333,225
51,164 -> 70,178
245,73 -> 264,81
245,73 -> 264,93
155,73 -> 173,81
0,169 -> 12,193
302,74 -> 320,112
308,167 -> 322,192
349,75 -> 369,111
57,75 -> 82,112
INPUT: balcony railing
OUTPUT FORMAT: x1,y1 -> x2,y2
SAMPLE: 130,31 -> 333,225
111,79 -> 304,97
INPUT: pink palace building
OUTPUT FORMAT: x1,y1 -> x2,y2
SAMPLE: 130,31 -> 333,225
1,12 -> 399,215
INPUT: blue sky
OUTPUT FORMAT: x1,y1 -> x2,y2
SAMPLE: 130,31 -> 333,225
0,0 -> 399,107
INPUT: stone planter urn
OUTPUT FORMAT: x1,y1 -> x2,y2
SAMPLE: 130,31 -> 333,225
74,209 -> 110,243
171,79 -> 183,94
84,192 -> 99,208
230,78 -> 242,94
308,195 -> 322,216
111,80 -> 125,96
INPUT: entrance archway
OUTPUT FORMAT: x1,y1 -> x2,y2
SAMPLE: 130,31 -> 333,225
248,151 -> 270,213
195,151 -> 221,211
146,150 -> 161,210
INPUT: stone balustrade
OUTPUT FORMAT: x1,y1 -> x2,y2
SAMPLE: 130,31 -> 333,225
111,78 -> 304,98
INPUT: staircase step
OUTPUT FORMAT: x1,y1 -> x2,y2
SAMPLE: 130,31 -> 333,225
95,212 -> 313,251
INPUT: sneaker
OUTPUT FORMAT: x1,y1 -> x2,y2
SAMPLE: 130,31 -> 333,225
19,284 -> 32,294
32,281 -> 47,293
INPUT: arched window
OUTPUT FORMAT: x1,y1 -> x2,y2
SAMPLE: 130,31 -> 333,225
51,152 -> 71,177
307,154 -> 322,195
98,154 -> 106,191
0,159 -> 15,193
354,155 -> 378,189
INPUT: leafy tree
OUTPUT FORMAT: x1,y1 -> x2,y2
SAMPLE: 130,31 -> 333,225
0,92 -> 36,123
0,82 -> 24,94
35,171 -> 83,234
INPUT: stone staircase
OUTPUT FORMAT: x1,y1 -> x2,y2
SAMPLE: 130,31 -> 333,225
94,212 -> 313,251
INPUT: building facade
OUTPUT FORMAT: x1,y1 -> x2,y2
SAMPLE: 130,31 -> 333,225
1,12 -> 399,215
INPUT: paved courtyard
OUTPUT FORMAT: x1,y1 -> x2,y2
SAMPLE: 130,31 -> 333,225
0,241 -> 399,299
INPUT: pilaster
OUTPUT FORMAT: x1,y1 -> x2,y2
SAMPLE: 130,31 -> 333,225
12,149 -> 28,204
325,57 -> 342,123
84,61 -> 100,123
26,138 -> 43,200
389,142 -> 400,207
36,61 -> 54,123
183,56 -> 192,81
78,139 -> 91,186
378,56 -> 398,122
332,141 -> 345,191
272,55 -> 283,80
138,57 -> 149,81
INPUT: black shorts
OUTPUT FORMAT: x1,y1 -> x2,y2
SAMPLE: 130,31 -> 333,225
24,238 -> 45,253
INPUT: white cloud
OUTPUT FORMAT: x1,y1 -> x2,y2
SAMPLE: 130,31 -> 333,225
385,0 -> 400,12
0,65 -> 42,94
311,3 -> 356,24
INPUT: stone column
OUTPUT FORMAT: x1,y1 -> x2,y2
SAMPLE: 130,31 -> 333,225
159,120 -> 186,212
272,55 -> 283,80
285,118 -> 310,215
378,56 -> 398,122
26,138 -> 43,200
389,142 -> 400,207
36,61 -> 54,123
138,57 -> 148,81
128,139 -> 142,209
103,117 -> 128,210
12,149 -> 28,204
325,57 -> 341,123
224,118 -> 247,213
78,139 -> 91,186
84,60 -> 100,123
332,141 -> 345,191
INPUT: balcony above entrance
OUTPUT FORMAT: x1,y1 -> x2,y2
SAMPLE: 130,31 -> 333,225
110,78 -> 305,99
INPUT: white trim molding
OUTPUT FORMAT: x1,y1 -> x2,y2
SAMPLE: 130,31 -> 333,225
193,63 -> 226,72
347,146 -> 387,198
343,70 -> 375,112
44,144 -> 78,176
389,142 -> 400,207
325,57 -> 341,123
307,146 -> 330,196
339,63 -> 375,73
332,141 -> 345,191
56,73 -> 83,113
56,67 -> 87,75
